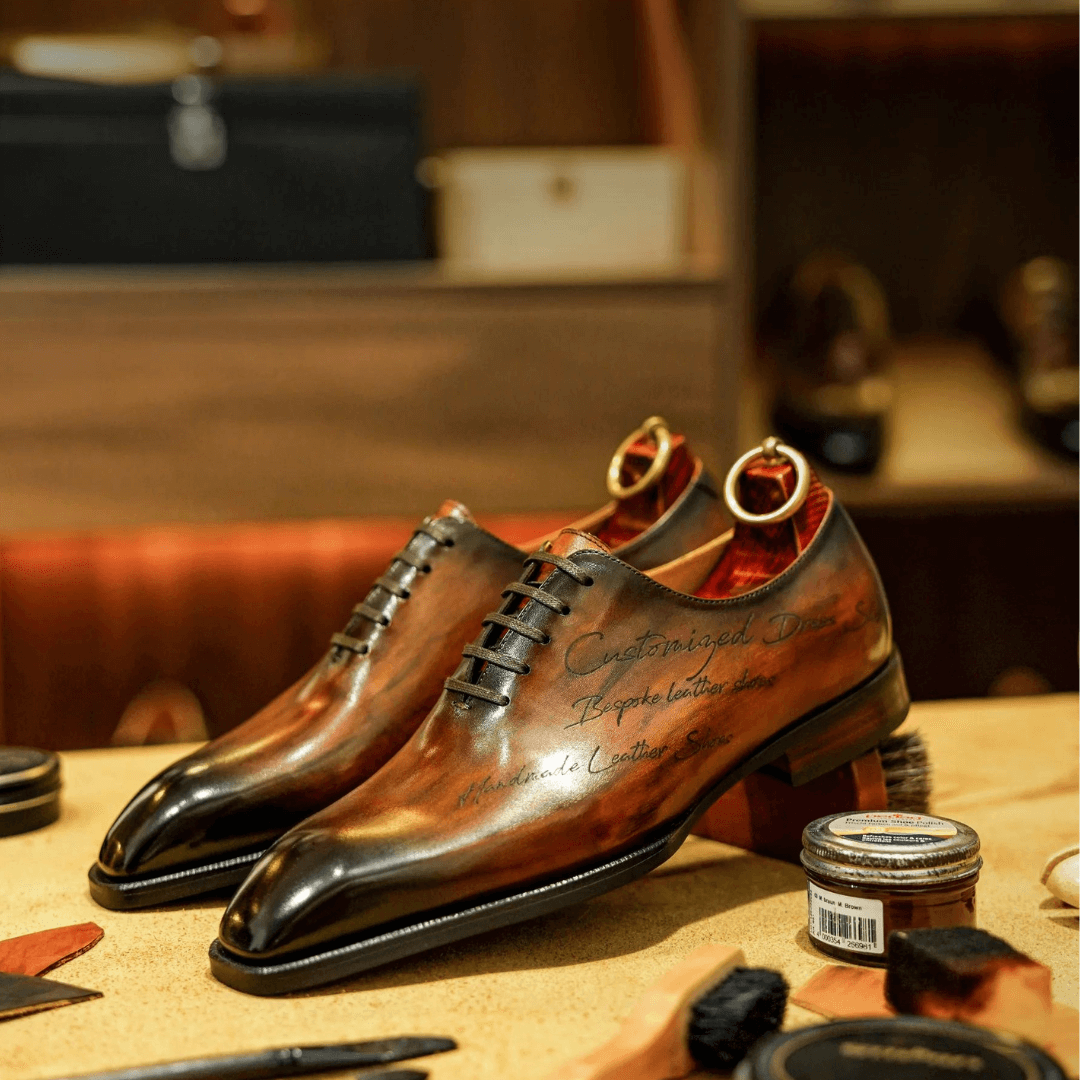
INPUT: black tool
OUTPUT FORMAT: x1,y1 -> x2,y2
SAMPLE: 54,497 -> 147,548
0,970 -> 100,1021
48,1036 -> 455,1080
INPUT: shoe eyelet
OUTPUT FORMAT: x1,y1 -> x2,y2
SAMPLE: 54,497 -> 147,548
422,564 -> 433,574
522,664 -> 532,675
442,538 -> 456,548
581,576 -> 594,587
499,694 -> 511,707
379,616 -> 391,627
541,633 -> 552,645
560,604 -> 572,616
400,589 -> 411,600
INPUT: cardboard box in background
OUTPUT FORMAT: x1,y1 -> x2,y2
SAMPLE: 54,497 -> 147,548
434,147 -> 690,277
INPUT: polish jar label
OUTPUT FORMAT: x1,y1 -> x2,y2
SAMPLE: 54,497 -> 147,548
827,812 -> 958,847
807,882 -> 884,955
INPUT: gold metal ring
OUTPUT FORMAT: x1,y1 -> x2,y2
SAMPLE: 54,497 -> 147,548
723,436 -> 810,525
606,416 -> 673,500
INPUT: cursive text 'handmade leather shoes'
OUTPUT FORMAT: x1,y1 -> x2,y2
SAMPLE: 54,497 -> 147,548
209,438 -> 909,994
90,418 -> 726,910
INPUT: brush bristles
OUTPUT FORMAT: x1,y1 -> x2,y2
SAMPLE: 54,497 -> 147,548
687,966 -> 788,1071
880,730 -> 932,813
886,927 -> 1037,1014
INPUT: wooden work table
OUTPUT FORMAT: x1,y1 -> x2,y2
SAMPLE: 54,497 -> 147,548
2,694 -> 1077,1079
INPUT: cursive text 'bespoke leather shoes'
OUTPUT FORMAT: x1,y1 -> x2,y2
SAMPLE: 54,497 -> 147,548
90,418 -> 726,910
209,439 -> 909,994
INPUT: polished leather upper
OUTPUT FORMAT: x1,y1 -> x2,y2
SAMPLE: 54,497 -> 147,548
218,491 -> 892,962
95,446 -> 725,882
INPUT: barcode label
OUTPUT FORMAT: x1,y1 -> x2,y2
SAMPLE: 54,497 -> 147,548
808,883 -> 884,955
817,908 -> 878,945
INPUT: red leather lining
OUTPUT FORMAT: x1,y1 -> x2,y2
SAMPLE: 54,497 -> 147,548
593,434 -> 696,548
697,458 -> 831,599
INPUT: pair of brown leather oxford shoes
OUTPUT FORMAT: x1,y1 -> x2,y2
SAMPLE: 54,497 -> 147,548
90,419 -> 908,995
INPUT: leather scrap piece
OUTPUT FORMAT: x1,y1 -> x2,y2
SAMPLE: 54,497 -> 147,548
0,971 -> 101,1022
0,922 -> 104,977
792,964 -> 893,1019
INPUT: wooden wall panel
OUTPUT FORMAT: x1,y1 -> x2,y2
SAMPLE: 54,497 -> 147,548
0,275 -> 723,532
0,0 -> 651,148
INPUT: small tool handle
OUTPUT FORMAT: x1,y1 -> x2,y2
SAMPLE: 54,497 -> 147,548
549,943 -> 744,1080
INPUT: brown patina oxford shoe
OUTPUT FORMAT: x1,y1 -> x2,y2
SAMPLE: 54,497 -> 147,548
90,418 -> 726,909
210,439 -> 909,994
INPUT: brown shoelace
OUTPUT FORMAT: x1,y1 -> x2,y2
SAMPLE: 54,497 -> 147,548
330,518 -> 456,657
445,551 -> 594,707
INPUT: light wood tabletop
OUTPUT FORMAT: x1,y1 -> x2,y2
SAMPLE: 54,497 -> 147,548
1,694 -> 1076,1079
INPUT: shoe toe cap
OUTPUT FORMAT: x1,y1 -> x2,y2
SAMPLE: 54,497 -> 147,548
219,830 -> 353,959
96,757 -> 239,878
218,825 -> 440,962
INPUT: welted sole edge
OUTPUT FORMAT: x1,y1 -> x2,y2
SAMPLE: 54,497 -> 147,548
88,849 -> 268,910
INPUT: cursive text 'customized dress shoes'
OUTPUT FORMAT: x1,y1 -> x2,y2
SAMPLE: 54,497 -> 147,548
209,439 -> 909,994
90,418 -> 726,910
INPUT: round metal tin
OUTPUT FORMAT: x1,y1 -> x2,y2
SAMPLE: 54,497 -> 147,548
801,811 -> 982,888
734,1017 -> 1064,1080
0,747 -> 61,837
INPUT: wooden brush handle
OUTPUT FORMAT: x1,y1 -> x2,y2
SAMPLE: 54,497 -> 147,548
549,943 -> 744,1080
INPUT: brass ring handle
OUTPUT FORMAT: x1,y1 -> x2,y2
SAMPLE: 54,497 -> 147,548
723,436 -> 811,525
606,416 -> 673,500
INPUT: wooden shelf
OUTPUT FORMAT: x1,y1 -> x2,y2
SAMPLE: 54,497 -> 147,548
0,265 -> 727,533
0,260 -> 725,300
744,0 -> 1077,21
743,337 -> 1078,509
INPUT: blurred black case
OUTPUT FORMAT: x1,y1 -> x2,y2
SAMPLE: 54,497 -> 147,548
0,72 -> 428,263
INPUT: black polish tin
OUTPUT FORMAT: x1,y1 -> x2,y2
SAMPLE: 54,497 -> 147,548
0,748 -> 61,837
734,1017 -> 1064,1080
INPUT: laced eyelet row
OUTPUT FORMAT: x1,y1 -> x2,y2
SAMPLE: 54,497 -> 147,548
444,550 -> 594,708
331,519 -> 455,657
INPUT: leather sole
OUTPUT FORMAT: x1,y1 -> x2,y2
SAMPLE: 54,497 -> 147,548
88,848 -> 267,911
208,648 -> 909,995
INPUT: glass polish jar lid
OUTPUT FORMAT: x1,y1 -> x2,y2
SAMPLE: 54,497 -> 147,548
801,811 -> 982,888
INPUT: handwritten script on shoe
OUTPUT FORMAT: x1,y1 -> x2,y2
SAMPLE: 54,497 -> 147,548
450,600 -> 884,809
563,608 -> 848,684
455,726 -> 738,809
567,668 -> 775,729
564,617 -> 756,681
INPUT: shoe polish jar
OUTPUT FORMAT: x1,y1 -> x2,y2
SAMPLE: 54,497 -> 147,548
801,811 -> 981,966
733,1017 -> 1065,1080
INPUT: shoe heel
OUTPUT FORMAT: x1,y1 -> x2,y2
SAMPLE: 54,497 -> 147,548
762,649 -> 910,787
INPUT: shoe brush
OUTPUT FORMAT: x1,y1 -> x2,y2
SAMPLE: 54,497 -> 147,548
548,943 -> 787,1080
694,730 -> 932,863
878,730 -> 932,813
